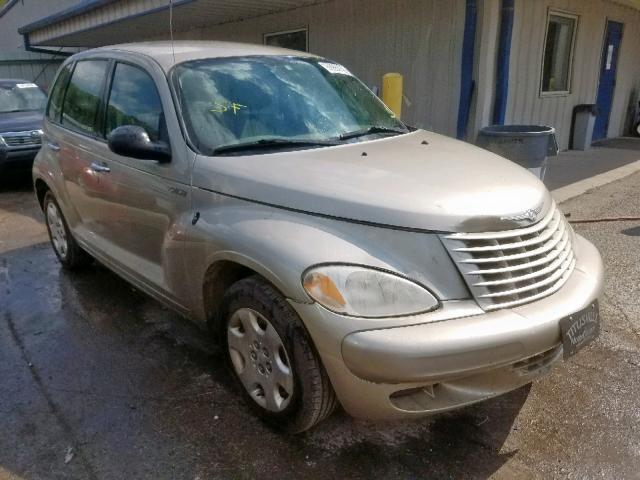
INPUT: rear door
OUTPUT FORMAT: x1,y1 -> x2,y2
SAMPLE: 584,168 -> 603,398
593,20 -> 624,141
53,59 -> 112,238
42,63 -> 73,212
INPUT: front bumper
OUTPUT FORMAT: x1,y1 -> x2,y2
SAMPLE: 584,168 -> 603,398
0,147 -> 40,171
290,234 -> 603,419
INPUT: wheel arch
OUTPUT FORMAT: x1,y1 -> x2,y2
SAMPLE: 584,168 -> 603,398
200,252 -> 314,339
203,260 -> 253,331
34,177 -> 51,210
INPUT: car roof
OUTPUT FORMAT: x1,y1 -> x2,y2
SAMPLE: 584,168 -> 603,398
86,40 -> 320,72
0,79 -> 36,87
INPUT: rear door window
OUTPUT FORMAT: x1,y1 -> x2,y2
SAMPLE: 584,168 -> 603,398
105,63 -> 164,142
46,64 -> 73,123
61,60 -> 109,136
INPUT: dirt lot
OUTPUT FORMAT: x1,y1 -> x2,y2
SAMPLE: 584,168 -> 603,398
1,172 -> 639,479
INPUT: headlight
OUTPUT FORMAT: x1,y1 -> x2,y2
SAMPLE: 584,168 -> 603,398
302,265 -> 439,318
0,135 -> 6,147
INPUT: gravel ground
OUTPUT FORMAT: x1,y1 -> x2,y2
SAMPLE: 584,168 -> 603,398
1,172 -> 639,479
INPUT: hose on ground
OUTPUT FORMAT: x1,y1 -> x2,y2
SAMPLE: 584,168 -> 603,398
567,216 -> 640,224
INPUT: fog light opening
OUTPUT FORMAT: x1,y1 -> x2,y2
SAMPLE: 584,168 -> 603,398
390,383 -> 440,401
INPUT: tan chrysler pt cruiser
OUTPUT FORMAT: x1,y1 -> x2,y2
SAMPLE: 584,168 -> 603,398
33,41 -> 603,432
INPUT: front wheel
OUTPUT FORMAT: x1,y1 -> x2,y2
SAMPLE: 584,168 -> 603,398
219,276 -> 337,433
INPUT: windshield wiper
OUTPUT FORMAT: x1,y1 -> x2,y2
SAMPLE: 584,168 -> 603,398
339,126 -> 407,140
212,138 -> 340,155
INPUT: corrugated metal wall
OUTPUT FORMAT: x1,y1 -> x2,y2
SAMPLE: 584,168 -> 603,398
508,0 -> 640,149
7,0 -> 640,145
170,0 -> 466,136
0,51 -> 62,90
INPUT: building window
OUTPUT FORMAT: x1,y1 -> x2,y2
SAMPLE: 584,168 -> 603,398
541,12 -> 578,94
264,28 -> 308,52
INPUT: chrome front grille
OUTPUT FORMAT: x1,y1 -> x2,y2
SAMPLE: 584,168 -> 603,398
440,202 -> 575,311
1,130 -> 42,148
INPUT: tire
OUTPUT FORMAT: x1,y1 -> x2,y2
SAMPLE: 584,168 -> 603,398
219,275 -> 337,433
43,191 -> 92,270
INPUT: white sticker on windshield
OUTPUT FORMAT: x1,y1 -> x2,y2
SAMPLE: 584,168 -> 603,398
318,62 -> 353,76
16,83 -> 38,89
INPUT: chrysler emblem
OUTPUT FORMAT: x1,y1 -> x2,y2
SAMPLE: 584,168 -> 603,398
501,203 -> 544,224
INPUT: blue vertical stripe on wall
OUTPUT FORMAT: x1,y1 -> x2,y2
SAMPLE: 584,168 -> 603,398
493,0 -> 514,125
457,0 -> 477,139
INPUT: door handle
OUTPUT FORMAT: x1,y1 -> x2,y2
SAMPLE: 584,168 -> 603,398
47,142 -> 60,151
90,161 -> 111,173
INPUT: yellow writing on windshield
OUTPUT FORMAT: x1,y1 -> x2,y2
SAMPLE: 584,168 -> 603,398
211,102 -> 247,114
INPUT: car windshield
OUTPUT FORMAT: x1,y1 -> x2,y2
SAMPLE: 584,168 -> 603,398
172,56 -> 408,155
0,83 -> 47,113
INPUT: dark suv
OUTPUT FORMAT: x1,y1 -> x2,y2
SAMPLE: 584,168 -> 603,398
0,79 -> 47,176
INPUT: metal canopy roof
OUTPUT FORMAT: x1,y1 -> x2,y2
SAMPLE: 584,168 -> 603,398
20,0 -> 325,47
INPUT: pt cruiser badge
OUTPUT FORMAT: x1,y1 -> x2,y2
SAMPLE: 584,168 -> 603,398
501,202 -> 545,223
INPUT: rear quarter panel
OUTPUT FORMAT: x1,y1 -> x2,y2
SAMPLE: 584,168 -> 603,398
33,123 -> 70,213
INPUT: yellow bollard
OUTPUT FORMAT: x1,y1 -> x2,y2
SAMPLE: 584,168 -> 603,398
382,73 -> 403,119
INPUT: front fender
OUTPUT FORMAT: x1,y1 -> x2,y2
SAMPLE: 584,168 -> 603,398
184,188 -> 470,323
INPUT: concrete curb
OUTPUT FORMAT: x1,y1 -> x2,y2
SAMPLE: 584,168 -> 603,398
551,159 -> 640,204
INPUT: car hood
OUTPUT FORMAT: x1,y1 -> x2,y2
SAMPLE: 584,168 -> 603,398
0,111 -> 43,133
192,130 -> 552,233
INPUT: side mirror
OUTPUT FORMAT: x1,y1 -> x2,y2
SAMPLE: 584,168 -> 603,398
107,125 -> 171,162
